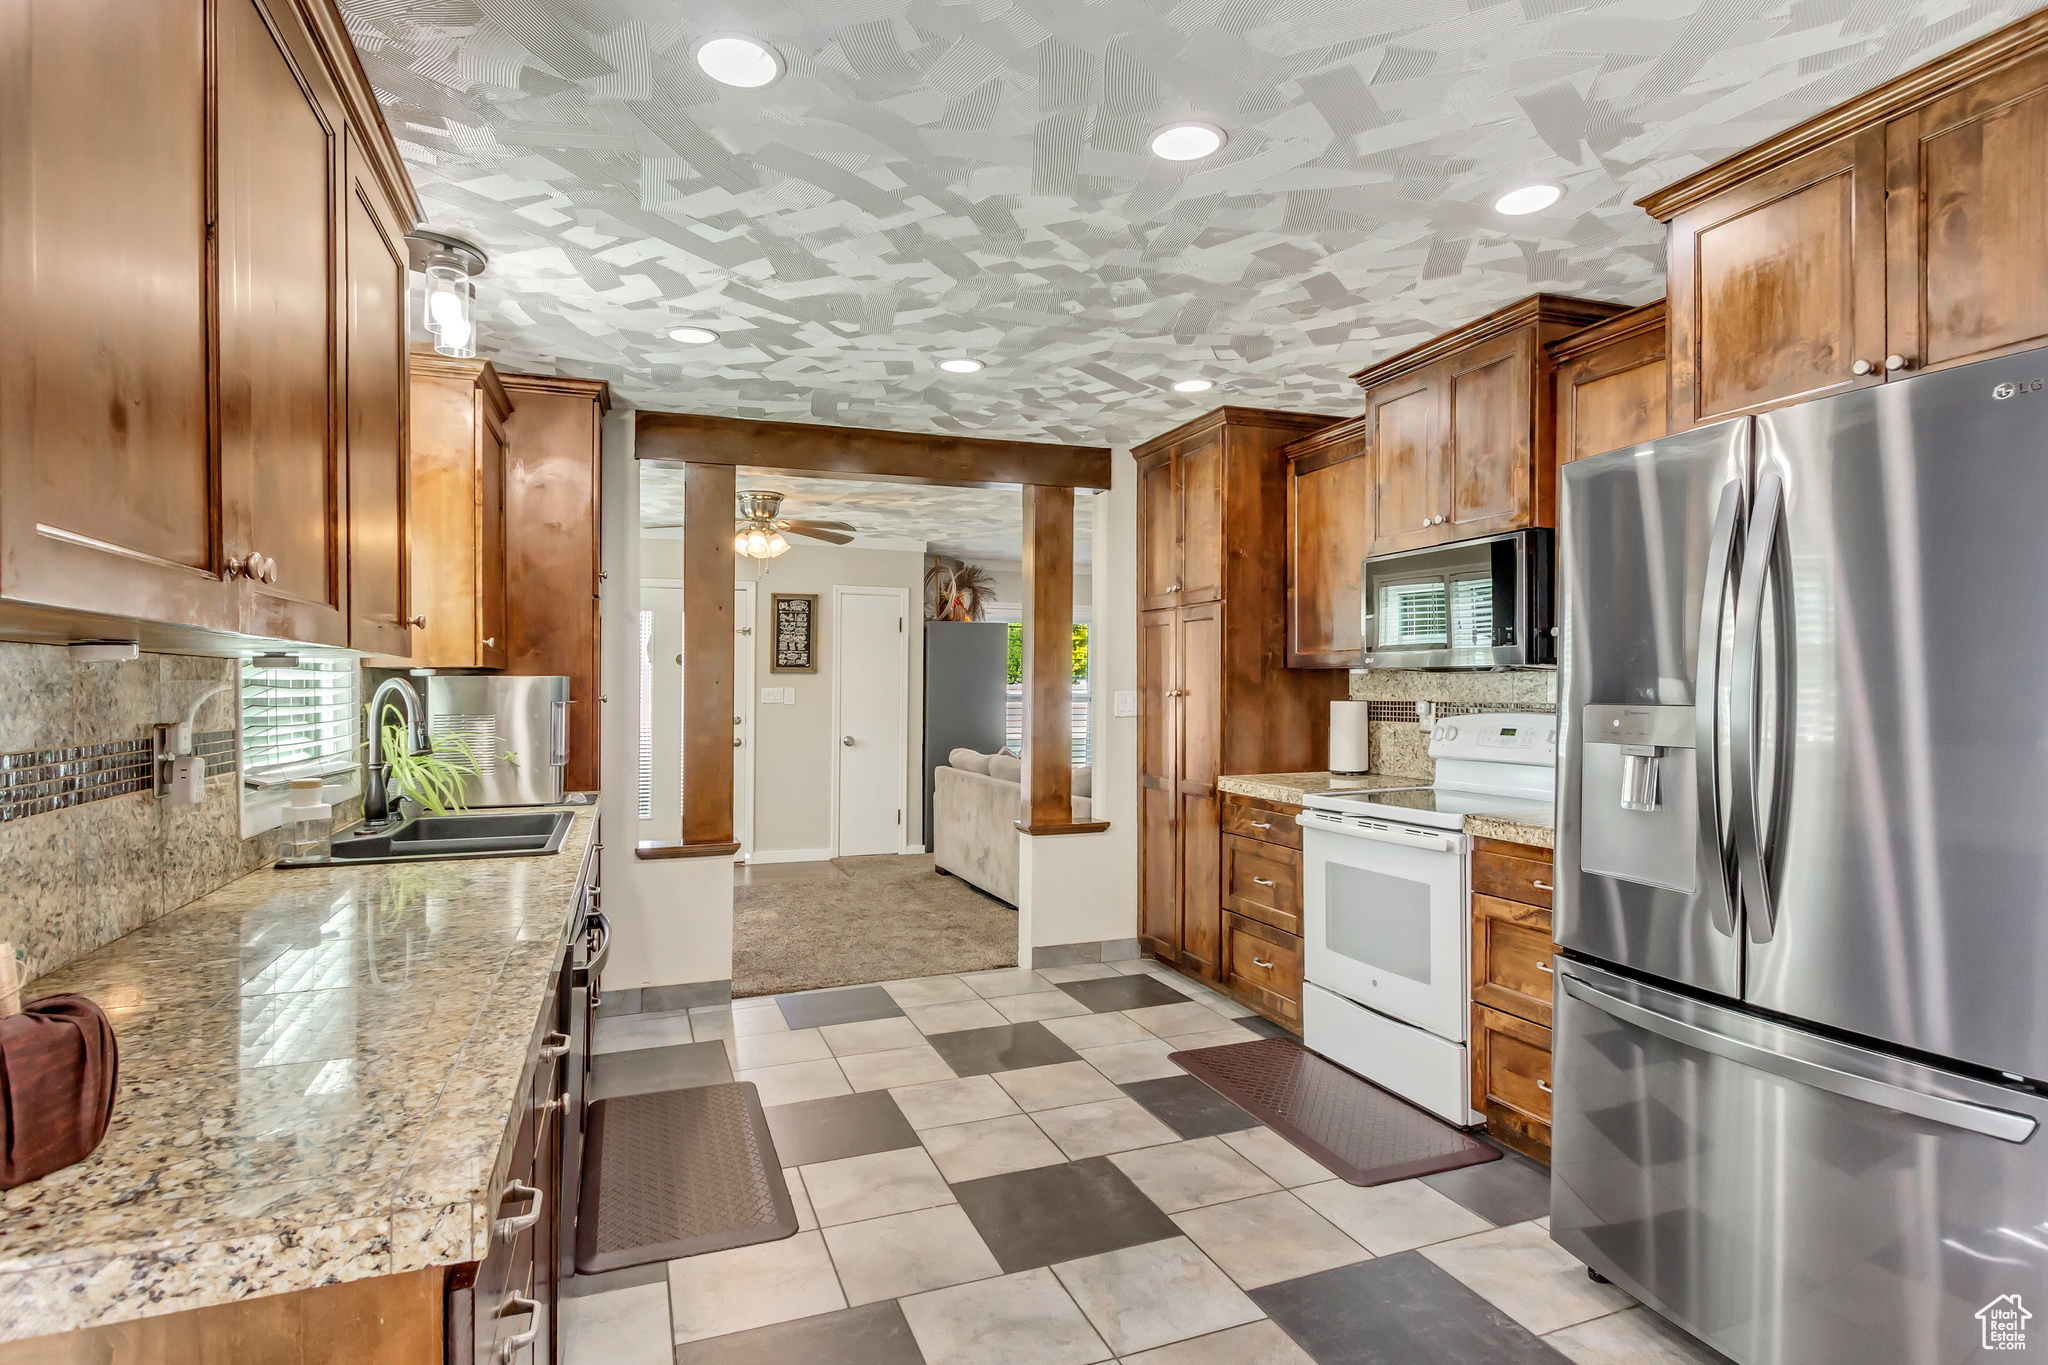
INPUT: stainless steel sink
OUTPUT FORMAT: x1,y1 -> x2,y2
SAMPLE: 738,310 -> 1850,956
277,809 -> 573,867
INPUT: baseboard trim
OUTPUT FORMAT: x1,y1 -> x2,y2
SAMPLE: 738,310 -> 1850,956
1030,938 -> 1142,969
746,847 -> 836,865
596,979 -> 733,1017
899,843 -> 926,856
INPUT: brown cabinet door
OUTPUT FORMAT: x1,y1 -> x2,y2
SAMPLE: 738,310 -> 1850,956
1176,604 -> 1223,977
217,0 -> 346,644
479,409 -> 509,665
1176,431 -> 1225,604
1178,792 -> 1221,977
0,0 -> 229,628
1553,306 -> 1669,464
1137,450 -> 1180,610
1286,434 -> 1372,667
1368,375 -> 1440,554
1886,49 -> 2048,375
1138,609 -> 1179,957
1668,130 -> 1888,428
1445,333 -> 1533,536
343,138 -> 412,656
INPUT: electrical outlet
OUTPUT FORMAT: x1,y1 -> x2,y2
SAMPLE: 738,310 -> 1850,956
1113,690 -> 1138,717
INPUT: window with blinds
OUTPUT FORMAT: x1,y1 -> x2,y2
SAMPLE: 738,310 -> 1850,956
239,657 -> 358,786
1377,578 -> 1448,647
638,609 -> 654,820
1448,574 -> 1494,650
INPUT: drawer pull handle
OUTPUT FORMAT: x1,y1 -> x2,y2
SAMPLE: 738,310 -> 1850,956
1252,957 -> 1274,969
1537,960 -> 1553,975
497,1295 -> 540,1362
538,1031 -> 570,1059
1252,877 -> 1275,887
494,1181 -> 543,1241
1249,821 -> 1271,829
1531,879 -> 1552,891
1537,1079 -> 1552,1094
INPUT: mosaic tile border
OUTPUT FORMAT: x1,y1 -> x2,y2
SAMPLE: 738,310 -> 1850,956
0,730 -> 235,823
1365,700 -> 1557,725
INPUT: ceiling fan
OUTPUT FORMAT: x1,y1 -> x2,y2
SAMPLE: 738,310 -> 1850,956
645,490 -> 857,557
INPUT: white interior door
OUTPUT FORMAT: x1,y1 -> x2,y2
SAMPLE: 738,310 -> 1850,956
833,585 -> 908,857
733,581 -> 755,859
640,585 -> 684,835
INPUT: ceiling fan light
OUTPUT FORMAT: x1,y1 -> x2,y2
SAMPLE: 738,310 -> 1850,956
939,358 -> 983,374
732,531 -> 749,553
767,532 -> 790,556
1493,182 -> 1562,215
745,530 -> 770,556
1150,122 -> 1225,162
670,326 -> 719,345
696,36 -> 781,88
1173,378 -> 1214,393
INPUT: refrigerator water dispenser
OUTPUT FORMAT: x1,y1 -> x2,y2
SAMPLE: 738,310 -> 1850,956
1579,705 -> 1697,894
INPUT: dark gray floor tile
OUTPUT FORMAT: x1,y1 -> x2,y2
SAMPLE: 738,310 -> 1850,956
1235,1014 -> 1295,1040
764,1088 -> 921,1167
674,1300 -> 926,1364
1251,1253 -> 1572,1365
777,984 -> 907,1029
558,1259 -> 667,1299
951,1156 -> 1182,1273
588,1041 -> 734,1101
1055,974 -> 1189,1013
924,1021 -> 1081,1077
1421,1139 -> 1550,1226
1120,1074 -> 1260,1139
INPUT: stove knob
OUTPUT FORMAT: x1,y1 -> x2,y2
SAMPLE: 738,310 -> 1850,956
1446,725 -> 1459,741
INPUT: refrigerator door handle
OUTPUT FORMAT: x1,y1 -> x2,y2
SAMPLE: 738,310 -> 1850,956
550,700 -> 573,768
1730,470 -> 1787,943
1560,973 -> 2038,1143
1693,479 -> 1744,936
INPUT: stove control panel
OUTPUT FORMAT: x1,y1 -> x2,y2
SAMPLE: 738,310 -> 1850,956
1427,712 -> 1557,764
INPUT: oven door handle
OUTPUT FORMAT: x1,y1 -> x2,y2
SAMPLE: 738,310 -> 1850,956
1298,811 -> 1457,853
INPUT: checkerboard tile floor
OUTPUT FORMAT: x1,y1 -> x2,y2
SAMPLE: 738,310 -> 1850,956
567,960 -> 1730,1365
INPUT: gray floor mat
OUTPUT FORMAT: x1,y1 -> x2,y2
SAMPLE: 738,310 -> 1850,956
576,1082 -> 797,1273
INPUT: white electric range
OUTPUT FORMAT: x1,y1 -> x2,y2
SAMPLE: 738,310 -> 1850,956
1296,712 -> 1556,1124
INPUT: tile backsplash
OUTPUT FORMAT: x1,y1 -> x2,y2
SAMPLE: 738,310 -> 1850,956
1349,668 -> 1558,781
0,643 -> 358,988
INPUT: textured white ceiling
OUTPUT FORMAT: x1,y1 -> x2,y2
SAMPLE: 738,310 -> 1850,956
345,0 -> 2027,446
641,465 -> 1095,563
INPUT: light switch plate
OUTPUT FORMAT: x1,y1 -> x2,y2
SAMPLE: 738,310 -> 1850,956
1113,690 -> 1138,717
761,687 -> 779,704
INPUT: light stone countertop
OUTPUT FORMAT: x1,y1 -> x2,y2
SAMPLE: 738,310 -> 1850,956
1217,773 -> 1555,851
0,803 -> 599,1343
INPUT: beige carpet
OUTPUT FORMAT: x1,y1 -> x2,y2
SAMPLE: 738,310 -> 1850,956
732,854 -> 1018,998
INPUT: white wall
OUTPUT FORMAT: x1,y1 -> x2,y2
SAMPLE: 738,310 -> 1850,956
643,536 -> 927,861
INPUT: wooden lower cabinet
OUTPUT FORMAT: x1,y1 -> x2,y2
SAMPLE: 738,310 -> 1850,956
1211,794 -> 1306,1032
1224,913 -> 1302,1028
1468,835 -> 1557,1163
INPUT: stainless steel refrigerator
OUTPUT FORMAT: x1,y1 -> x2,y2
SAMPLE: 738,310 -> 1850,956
1554,348 -> 2048,1365
426,674 -> 573,806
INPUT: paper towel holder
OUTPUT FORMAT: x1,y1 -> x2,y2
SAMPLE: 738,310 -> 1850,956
1329,700 -> 1370,774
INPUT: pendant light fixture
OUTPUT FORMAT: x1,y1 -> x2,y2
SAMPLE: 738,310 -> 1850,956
406,230 -> 488,358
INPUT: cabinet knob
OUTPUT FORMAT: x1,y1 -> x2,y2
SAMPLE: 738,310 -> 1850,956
408,614 -> 427,629
1168,582 -> 1181,593
1885,354 -> 1910,372
483,636 -> 497,648
1435,515 -> 1446,525
1852,359 -> 1875,375
1421,519 -> 1429,529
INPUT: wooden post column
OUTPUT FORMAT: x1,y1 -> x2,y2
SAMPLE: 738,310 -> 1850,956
1017,486 -> 1108,836
638,460 -> 741,859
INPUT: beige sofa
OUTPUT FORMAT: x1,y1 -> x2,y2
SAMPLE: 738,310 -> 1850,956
933,750 -> 1092,905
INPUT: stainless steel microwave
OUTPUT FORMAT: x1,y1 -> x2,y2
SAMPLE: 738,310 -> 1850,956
1359,529 -> 1554,670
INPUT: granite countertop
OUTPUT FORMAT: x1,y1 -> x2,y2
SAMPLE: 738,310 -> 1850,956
0,804 -> 598,1343
1216,773 -> 1555,851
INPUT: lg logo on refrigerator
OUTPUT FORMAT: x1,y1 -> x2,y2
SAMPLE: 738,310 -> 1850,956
1992,379 -> 2046,399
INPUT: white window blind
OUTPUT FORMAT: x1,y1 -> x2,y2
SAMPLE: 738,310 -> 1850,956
1448,574 -> 1494,650
240,657 -> 357,785
638,609 -> 654,820
1377,578 -> 1447,647
1004,684 -> 1091,766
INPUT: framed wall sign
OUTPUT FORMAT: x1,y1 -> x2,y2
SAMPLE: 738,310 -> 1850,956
770,593 -> 818,673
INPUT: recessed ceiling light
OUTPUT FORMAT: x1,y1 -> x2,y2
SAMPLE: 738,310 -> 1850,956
670,326 -> 719,344
696,36 -> 782,88
1173,378 -> 1215,393
1494,183 -> 1562,215
939,358 -> 984,373
1149,122 -> 1226,162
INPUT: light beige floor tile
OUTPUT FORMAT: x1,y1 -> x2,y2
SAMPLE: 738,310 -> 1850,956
594,1012 -> 693,1054
731,995 -> 781,1012
1295,1176 -> 1491,1255
959,967 -> 1059,998
1192,991 -> 1255,1020
1037,963 -> 1121,982
732,1005 -> 792,1036
839,1043 -> 958,1092
900,1266 -> 1110,1365
1108,1137 -> 1280,1213
890,1074 -> 1022,1129
921,1114 -> 1068,1183
560,1281 -> 672,1365
883,975 -> 980,1007
1545,1306 -> 1727,1364
1420,1221 -> 1635,1335
1219,1127 -> 1342,1188
1110,959 -> 1170,976
1051,1235 -> 1262,1356
823,1204 -> 1003,1306
1156,1024 -> 1261,1049
1126,1002 -> 1232,1040
783,1168 -> 816,1231
1041,1011 -> 1154,1051
666,1228 -> 846,1343
906,998 -> 1009,1034
989,991 -> 1093,1023
800,1145 -> 956,1226
992,1060 -> 1125,1112
735,1057 -> 849,1107
1076,1038 -> 1183,1084
687,1010 -> 735,1043
1170,1190 -> 1370,1290
1119,1320 -> 1316,1365
1032,1097 -> 1180,1161
821,1015 -> 928,1056
734,1027 -> 830,1070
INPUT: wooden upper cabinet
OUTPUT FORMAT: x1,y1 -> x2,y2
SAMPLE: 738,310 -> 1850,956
397,355 -> 510,668
1175,432 -> 1225,604
1283,422 -> 1372,668
1549,300 -> 1669,466
345,141 -> 413,657
1353,295 -> 1627,557
1644,11 -> 2048,420
1137,451 -> 1179,609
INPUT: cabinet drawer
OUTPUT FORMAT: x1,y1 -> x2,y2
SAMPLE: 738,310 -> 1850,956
1224,913 -> 1302,1024
1220,799 -> 1302,850
1472,851 -> 1553,908
1476,1005 -> 1552,1125
1473,905 -> 1555,1027
1222,834 -> 1301,935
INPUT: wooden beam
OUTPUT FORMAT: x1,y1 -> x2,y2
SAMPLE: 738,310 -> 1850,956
636,411 -> 1111,491
681,462 -> 736,848
1016,486 -> 1106,836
